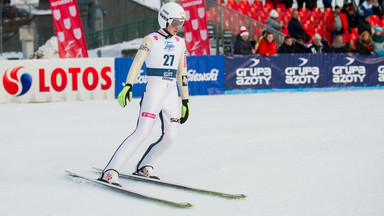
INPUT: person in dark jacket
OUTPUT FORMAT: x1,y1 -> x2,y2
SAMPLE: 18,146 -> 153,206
372,0 -> 382,16
355,30 -> 374,54
358,14 -> 372,35
346,41 -> 356,52
330,35 -> 349,52
288,10 -> 310,43
306,33 -> 329,53
277,36 -> 296,53
345,4 -> 358,33
282,0 -> 293,8
293,36 -> 307,53
323,0 -> 332,8
234,26 -> 255,55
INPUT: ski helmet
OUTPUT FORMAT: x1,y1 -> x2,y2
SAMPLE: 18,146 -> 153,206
158,2 -> 186,29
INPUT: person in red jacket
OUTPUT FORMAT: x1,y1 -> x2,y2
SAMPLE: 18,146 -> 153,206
326,5 -> 349,41
256,31 -> 277,56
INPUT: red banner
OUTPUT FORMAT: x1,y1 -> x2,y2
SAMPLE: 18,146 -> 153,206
49,0 -> 88,58
180,0 -> 210,56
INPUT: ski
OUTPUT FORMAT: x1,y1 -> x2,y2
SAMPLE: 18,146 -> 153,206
93,167 -> 246,199
65,170 -> 193,208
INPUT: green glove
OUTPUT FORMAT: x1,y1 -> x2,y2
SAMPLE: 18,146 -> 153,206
180,99 -> 189,124
118,84 -> 132,108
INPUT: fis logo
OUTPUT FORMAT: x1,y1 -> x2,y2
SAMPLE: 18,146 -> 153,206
2,66 -> 32,96
285,58 -> 319,84
236,58 -> 272,86
332,57 -> 366,83
164,41 -> 175,52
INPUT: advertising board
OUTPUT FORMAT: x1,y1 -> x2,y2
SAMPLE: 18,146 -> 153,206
224,53 -> 384,91
0,58 -> 115,103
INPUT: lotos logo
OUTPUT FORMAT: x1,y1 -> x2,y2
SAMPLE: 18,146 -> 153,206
38,66 -> 112,92
2,66 -> 32,96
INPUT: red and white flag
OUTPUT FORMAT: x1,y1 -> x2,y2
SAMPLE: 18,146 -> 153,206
49,0 -> 88,58
180,0 -> 210,56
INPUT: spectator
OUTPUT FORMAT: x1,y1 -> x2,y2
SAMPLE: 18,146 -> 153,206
341,2 -> 351,13
323,0 -> 332,9
250,40 -> 256,49
355,30 -> 374,54
266,0 -> 281,8
297,0 -> 306,11
255,29 -> 267,51
372,0 -> 383,16
306,33 -> 328,53
321,36 -> 331,49
346,41 -> 356,52
381,0 -> 384,14
234,26 -> 255,55
293,36 -> 307,53
358,14 -> 372,34
330,35 -> 348,52
345,5 -> 358,33
267,9 -> 284,42
256,32 -> 277,56
277,36 -> 296,53
307,0 -> 317,11
288,10 -> 310,42
267,9 -> 283,32
326,5 -> 349,40
297,0 -> 316,11
372,27 -> 384,56
282,0 -> 293,9
358,0 -> 373,23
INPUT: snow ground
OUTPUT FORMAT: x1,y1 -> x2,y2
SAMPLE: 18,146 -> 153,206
1,89 -> 384,216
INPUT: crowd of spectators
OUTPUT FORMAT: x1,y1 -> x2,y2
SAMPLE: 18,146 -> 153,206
231,0 -> 384,57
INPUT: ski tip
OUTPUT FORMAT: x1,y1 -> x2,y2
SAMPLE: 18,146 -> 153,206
179,202 -> 194,208
232,194 -> 247,199
65,170 -> 76,176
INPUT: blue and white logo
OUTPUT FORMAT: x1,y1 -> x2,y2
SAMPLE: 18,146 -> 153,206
164,41 -> 175,52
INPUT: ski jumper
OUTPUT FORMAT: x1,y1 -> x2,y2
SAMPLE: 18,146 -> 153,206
104,29 -> 189,173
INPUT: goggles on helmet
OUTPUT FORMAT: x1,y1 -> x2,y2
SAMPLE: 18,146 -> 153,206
168,18 -> 185,28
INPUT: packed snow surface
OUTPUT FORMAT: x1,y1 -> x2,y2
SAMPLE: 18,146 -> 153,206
1,90 -> 384,216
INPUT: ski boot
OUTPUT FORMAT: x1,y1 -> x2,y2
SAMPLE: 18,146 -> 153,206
98,169 -> 121,187
133,166 -> 160,180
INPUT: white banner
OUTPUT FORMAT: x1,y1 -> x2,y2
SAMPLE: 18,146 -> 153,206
0,58 -> 115,103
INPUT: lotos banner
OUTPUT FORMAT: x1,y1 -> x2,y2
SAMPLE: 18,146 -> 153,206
49,0 -> 88,58
180,0 -> 210,56
0,58 -> 114,103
